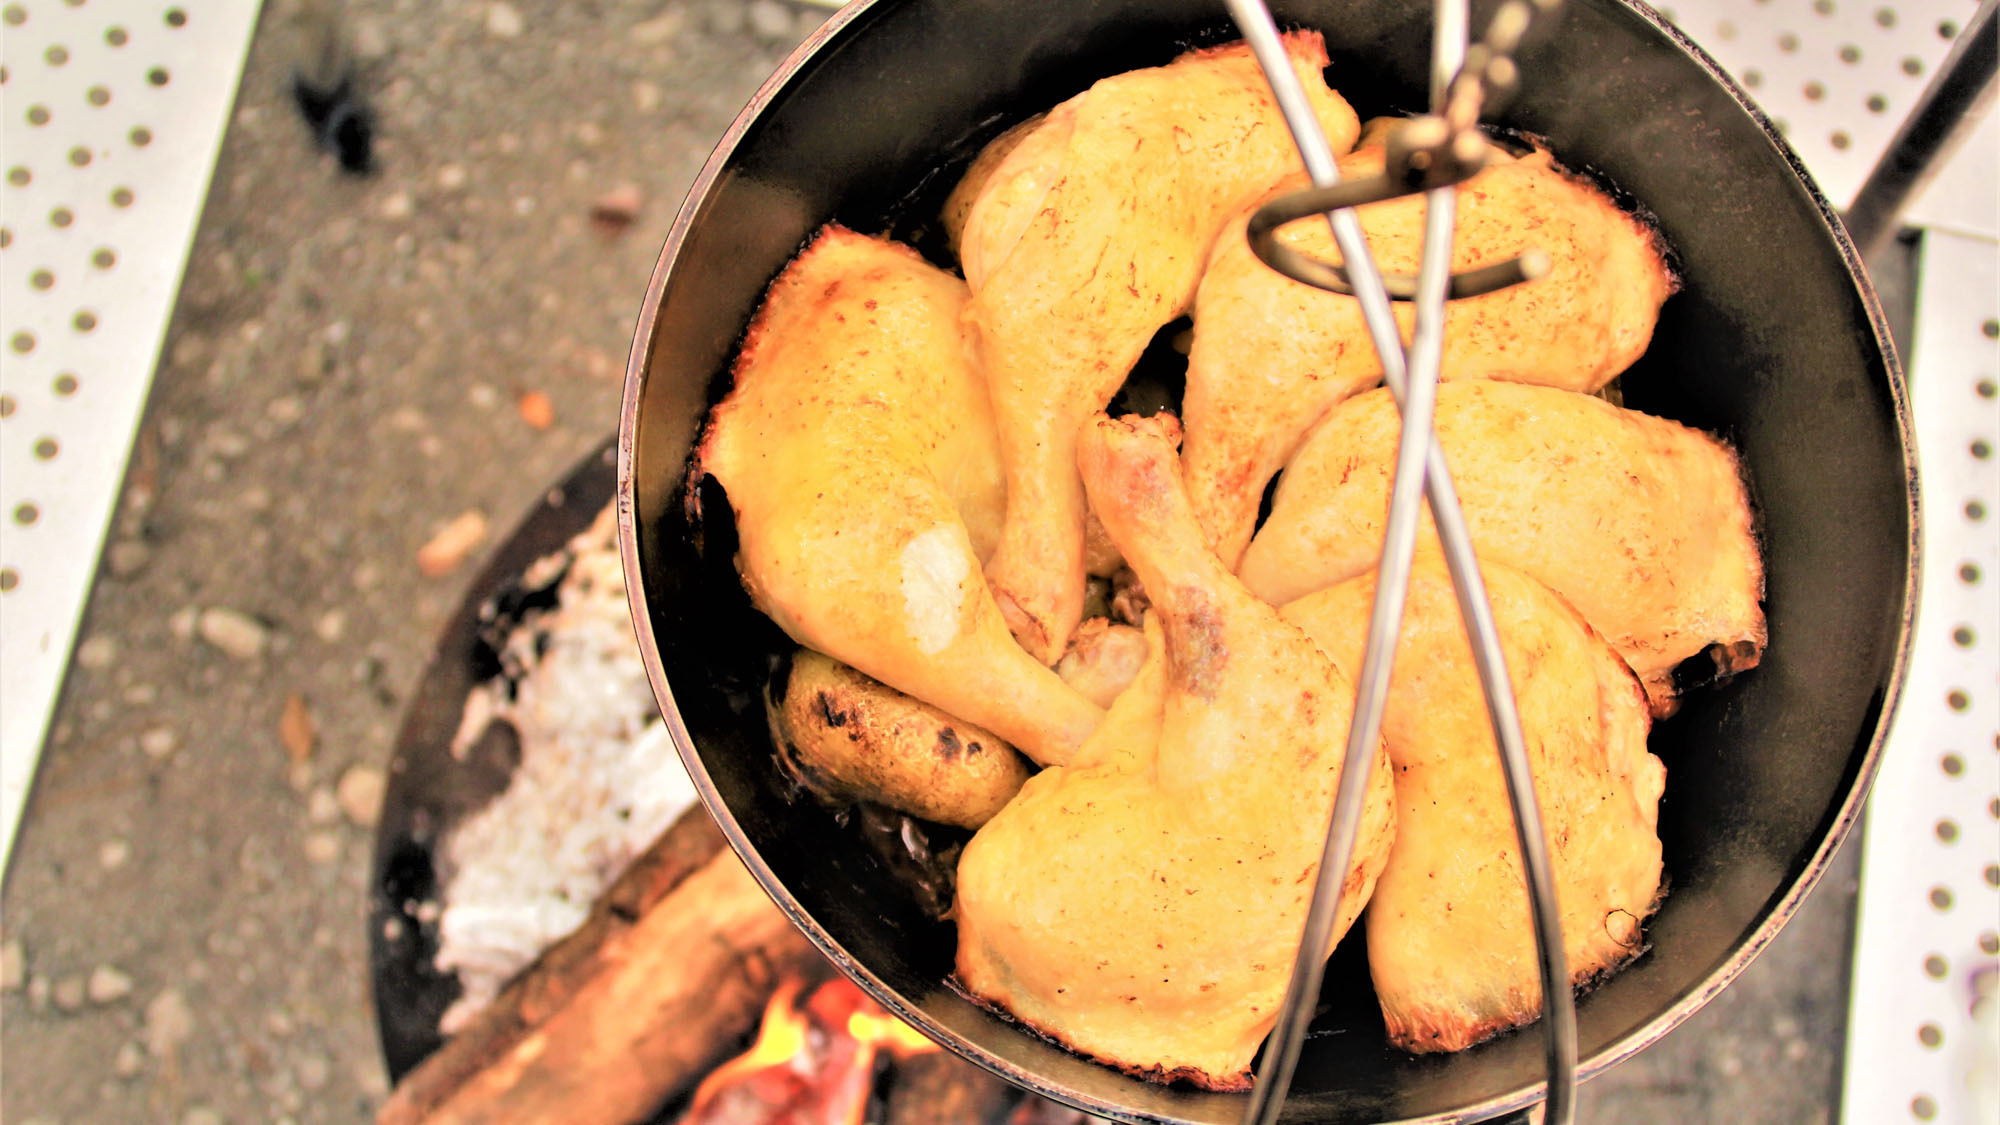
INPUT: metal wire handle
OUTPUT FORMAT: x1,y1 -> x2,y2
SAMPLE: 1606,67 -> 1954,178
1244,0 -> 1562,301
1223,1 -> 1579,1123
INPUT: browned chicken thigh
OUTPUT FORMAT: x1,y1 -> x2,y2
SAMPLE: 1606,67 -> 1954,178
694,227 -> 1103,765
958,32 -> 1362,664
953,414 -> 1396,1090
1285,555 -> 1664,1053
1240,382 -> 1764,713
1182,145 -> 1674,567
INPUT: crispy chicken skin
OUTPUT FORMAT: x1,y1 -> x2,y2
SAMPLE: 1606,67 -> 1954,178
694,226 -> 1103,766
960,32 -> 1361,665
1182,145 -> 1675,567
1284,555 -> 1664,1053
953,414 -> 1396,1090
1239,382 -> 1764,713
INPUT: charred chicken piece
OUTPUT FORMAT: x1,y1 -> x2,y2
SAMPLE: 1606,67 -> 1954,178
767,649 -> 1030,831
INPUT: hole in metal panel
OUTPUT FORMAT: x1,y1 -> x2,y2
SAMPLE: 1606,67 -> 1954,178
1967,500 -> 1988,521
91,247 -> 114,269
13,502 -> 40,526
68,146 -> 90,167
1982,933 -> 2000,956
72,309 -> 97,333
0,569 -> 15,593
26,104 -> 49,125
11,331 -> 35,354
109,186 -> 133,207
1923,953 -> 1947,978
1953,626 -> 1976,647
166,8 -> 187,28
0,394 -> 14,417
1928,886 -> 1952,910
146,66 -> 169,87
129,126 -> 151,147
50,207 -> 73,228
1917,1023 -> 1942,1048
1942,753 -> 1965,776
86,85 -> 109,106
1946,690 -> 1970,712
45,45 -> 69,66
32,437 -> 57,460
30,268 -> 53,290
8,166 -> 31,186
1934,819 -> 1958,843
52,372 -> 77,395
105,26 -> 127,47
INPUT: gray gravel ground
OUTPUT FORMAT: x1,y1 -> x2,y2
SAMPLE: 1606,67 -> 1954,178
2,2 -> 1858,1122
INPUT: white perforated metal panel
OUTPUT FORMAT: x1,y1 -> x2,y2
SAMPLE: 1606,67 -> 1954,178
1661,0 -> 1997,236
1838,229 -> 2000,1125
1646,5 -> 1999,1123
0,1 -> 261,876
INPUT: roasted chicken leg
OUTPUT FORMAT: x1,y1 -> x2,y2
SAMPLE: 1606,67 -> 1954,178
959,32 -> 1362,664
1239,382 -> 1764,713
1182,145 -> 1674,567
694,227 -> 1103,765
954,413 -> 1396,1089
1284,554 -> 1664,1053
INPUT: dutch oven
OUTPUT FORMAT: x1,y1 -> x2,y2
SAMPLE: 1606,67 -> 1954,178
614,1 -> 1917,1120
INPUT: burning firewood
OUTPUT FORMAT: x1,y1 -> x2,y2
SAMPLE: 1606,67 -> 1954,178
375,805 -> 822,1125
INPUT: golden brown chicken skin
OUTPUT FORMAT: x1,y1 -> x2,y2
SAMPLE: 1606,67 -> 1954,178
953,414 -> 1396,1090
1284,554 -> 1664,1053
1182,145 -> 1675,568
959,32 -> 1362,665
1239,382 -> 1764,713
694,226 -> 1103,766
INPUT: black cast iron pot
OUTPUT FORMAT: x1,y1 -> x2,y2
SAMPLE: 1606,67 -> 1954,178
614,1 -> 1917,1120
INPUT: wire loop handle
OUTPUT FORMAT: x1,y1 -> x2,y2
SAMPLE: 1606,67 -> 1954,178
1244,0 -> 1562,303
1224,1 -> 1579,1124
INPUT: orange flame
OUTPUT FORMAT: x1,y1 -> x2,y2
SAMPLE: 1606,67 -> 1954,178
682,974 -> 942,1125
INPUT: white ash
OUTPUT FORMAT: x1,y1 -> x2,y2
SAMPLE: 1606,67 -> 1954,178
432,506 -> 695,1034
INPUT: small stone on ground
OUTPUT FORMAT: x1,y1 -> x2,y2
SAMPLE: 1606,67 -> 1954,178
197,608 -> 269,660
87,964 -> 133,1004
